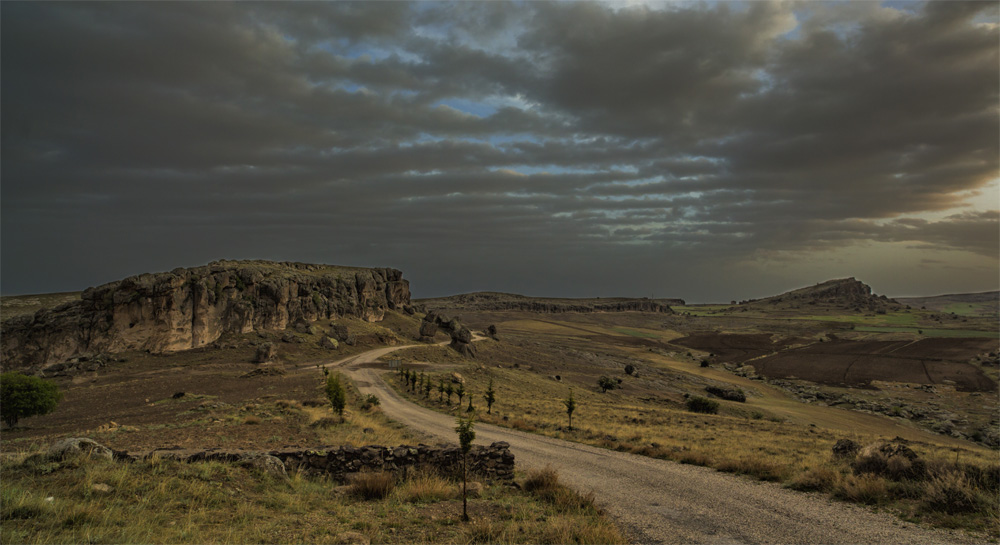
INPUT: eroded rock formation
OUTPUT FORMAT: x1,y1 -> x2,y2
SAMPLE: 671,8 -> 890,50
418,311 -> 476,358
1,260 -> 410,368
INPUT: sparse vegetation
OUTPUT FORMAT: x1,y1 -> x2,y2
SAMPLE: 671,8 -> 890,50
597,375 -> 617,393
564,389 -> 576,430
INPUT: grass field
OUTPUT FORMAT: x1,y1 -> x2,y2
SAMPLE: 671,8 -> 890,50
854,326 -> 999,338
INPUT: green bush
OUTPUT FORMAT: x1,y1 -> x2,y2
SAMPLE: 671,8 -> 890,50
325,373 -> 346,418
597,376 -> 616,393
685,396 -> 719,414
1,372 -> 63,428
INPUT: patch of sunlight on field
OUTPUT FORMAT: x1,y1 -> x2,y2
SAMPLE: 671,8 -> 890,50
855,327 -> 998,338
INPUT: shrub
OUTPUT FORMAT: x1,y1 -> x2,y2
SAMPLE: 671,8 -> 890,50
685,396 -> 718,414
397,470 -> 454,503
787,467 -> 841,492
523,466 -> 560,496
923,471 -> 987,514
716,456 -> 786,482
361,394 -> 380,410
348,470 -> 396,500
1,372 -> 63,428
597,376 -> 616,393
834,474 -> 889,505
325,373 -> 346,418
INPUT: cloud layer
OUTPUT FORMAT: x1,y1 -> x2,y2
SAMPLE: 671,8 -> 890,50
2,1 -> 997,301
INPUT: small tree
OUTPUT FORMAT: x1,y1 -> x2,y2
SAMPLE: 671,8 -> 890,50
409,371 -> 418,392
326,373 -> 347,419
466,396 -> 475,413
445,382 -> 454,404
484,378 -> 496,414
424,378 -> 433,398
455,415 -> 476,522
438,379 -> 446,402
563,388 -> 576,430
1,373 -> 63,428
455,382 -> 466,406
598,375 -> 616,393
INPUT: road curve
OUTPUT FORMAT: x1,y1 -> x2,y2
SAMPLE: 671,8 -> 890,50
329,346 -> 985,544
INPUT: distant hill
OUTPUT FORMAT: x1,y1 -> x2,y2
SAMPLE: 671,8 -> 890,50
896,291 -> 999,317
418,292 -> 684,314
735,278 -> 902,314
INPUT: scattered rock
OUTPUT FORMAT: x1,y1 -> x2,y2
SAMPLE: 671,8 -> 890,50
311,417 -> 340,428
91,483 -> 114,494
624,364 -> 636,376
280,333 -> 304,344
319,337 -> 339,350
464,481 -> 484,498
254,342 -> 277,364
486,324 -> 499,340
831,438 -> 860,459
450,372 -> 465,384
172,392 -> 186,399
853,441 -> 925,480
293,321 -> 317,335
330,324 -> 350,342
47,438 -> 113,461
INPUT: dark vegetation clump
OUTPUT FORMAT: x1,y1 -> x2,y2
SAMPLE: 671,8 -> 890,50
348,470 -> 397,500
685,396 -> 719,414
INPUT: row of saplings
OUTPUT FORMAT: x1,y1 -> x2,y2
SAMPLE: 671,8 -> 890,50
318,366 -> 479,521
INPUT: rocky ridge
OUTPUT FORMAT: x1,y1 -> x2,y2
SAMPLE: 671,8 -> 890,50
1,260 -> 410,369
737,278 -> 902,313
420,292 -> 681,313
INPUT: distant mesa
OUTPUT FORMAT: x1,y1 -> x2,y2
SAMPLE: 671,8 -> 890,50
735,278 -> 902,314
419,292 -> 683,313
0,260 -> 410,369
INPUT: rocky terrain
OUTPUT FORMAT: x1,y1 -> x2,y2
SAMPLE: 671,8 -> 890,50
419,292 -> 682,313
1,260 -> 410,369
736,277 -> 902,313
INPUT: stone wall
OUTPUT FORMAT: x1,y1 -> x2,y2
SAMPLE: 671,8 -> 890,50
115,442 -> 514,482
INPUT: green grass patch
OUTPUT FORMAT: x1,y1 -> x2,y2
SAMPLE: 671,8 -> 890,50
611,327 -> 660,339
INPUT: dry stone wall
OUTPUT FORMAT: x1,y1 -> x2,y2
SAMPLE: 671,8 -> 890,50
107,441 -> 515,482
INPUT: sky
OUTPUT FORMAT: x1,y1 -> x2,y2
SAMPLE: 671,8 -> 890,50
1,1 -> 997,303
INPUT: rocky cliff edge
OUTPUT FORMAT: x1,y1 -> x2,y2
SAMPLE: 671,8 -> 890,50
1,260 -> 410,368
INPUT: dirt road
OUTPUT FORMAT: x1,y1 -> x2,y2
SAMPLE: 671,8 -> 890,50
330,346 -> 985,544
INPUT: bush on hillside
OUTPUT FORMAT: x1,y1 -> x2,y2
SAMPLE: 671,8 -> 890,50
685,396 -> 719,414
1,372 -> 63,428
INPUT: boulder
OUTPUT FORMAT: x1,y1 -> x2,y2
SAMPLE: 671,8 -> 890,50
486,324 -> 499,340
239,452 -> 287,479
330,324 -> 350,342
254,342 -> 277,363
852,440 -> 925,480
47,438 -> 113,461
450,372 -> 465,384
831,438 -> 860,459
319,337 -> 339,350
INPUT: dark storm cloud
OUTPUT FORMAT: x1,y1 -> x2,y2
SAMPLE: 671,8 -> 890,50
1,1 -> 997,300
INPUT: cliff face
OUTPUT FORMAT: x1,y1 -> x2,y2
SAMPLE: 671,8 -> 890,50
741,278 -> 901,313
1,260 -> 410,368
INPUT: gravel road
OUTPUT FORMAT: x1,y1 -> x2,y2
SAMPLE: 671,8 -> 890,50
331,347 -> 987,545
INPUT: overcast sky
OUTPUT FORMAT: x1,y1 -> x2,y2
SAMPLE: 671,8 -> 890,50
2,1 -> 997,302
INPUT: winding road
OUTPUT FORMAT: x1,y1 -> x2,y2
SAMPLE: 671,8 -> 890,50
326,345 -> 984,544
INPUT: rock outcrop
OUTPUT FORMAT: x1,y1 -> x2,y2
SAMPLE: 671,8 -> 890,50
738,278 -> 902,313
419,311 -> 476,358
1,260 -> 410,369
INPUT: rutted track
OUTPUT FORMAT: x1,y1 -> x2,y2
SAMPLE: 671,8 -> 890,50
328,345 -> 985,544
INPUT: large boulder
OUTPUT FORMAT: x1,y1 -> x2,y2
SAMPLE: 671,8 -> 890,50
238,452 -> 287,479
852,440 -> 925,480
254,342 -> 277,363
47,438 -> 113,461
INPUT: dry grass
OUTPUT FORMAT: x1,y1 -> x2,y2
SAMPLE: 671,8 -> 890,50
348,470 -> 397,500
395,469 -> 455,503
0,451 -> 626,544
